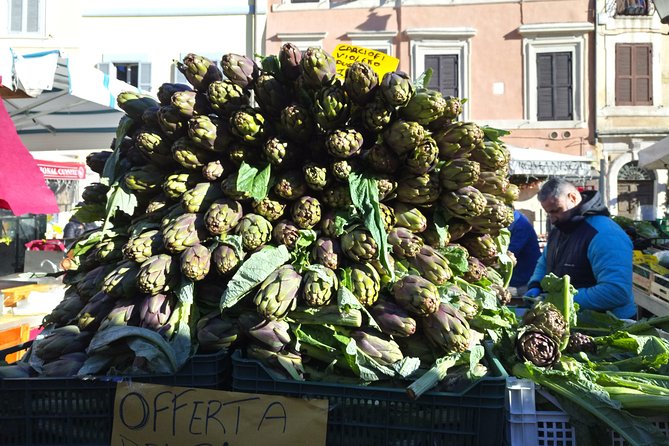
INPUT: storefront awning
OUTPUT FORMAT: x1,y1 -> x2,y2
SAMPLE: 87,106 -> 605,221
0,50 -> 138,151
0,99 -> 59,215
638,135 -> 669,169
507,146 -> 596,178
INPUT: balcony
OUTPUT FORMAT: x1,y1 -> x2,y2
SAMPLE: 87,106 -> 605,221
612,0 -> 652,16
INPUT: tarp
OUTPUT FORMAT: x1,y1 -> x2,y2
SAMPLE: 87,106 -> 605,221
638,135 -> 669,169
1,49 -> 138,151
0,99 -> 59,215
507,146 -> 596,178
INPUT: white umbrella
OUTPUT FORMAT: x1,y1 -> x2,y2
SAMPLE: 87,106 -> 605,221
638,135 -> 669,169
1,50 -> 139,151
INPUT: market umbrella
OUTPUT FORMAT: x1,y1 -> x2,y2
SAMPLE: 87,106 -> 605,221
0,98 -> 58,215
638,135 -> 669,169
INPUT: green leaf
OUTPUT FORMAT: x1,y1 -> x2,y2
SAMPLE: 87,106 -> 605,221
220,245 -> 290,310
220,234 -> 245,260
101,115 -> 135,185
455,277 -> 498,310
73,203 -> 105,223
432,207 -> 451,248
291,229 -> 318,272
337,281 -> 381,332
103,181 -> 138,232
237,162 -> 271,201
414,68 -> 433,91
348,171 -> 393,280
481,125 -> 510,141
70,231 -> 107,258
175,278 -> 194,305
542,273 -> 578,328
440,244 -> 469,275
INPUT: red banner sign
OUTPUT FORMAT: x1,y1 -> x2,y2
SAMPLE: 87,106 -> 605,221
36,160 -> 86,180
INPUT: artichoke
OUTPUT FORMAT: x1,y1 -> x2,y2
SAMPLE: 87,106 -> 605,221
279,104 -> 314,144
180,243 -> 211,281
291,196 -> 322,229
278,42 -> 302,81
566,332 -> 597,354
274,170 -> 308,201
137,254 -> 179,295
392,275 -> 440,316
171,137 -> 214,170
303,163 -> 329,191
522,302 -> 568,341
379,70 -> 414,107
254,73 -> 291,118
313,84 -> 351,131
433,121 -> 484,160
162,212 -> 206,253
370,300 -> 417,338
392,203 -> 428,233
252,196 -> 286,222
341,229 -> 378,263
363,142 -> 400,174
176,53 -> 222,91
300,47 -> 337,89
408,245 -> 453,285
439,158 -> 481,190
188,115 -> 232,152
422,303 -> 472,354
349,263 -> 381,307
343,62 -> 379,105
202,160 -> 228,182
382,119 -> 425,156
157,82 -> 192,106
229,106 -> 265,144
207,79 -> 250,117
470,140 -> 510,171
197,312 -> 240,352
240,314 -> 291,352
440,185 -> 487,219
351,329 -> 403,367
253,265 -> 302,320
138,293 -> 174,333
272,219 -> 301,250
204,198 -> 244,236
235,213 -> 272,250
311,237 -> 342,270
360,93 -> 394,133
401,89 -> 446,125
516,325 -> 561,368
395,173 -> 440,205
212,244 -> 243,276
302,268 -> 338,307
325,128 -> 364,159
405,136 -> 439,175
124,165 -> 164,193
181,182 -> 224,214
387,227 -> 423,259
163,171 -> 202,200
220,53 -> 259,89
101,260 -> 141,298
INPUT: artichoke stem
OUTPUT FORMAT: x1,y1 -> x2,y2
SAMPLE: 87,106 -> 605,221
560,275 -> 571,351
406,354 -> 459,400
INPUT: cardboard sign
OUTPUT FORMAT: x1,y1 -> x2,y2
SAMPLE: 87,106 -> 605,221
111,382 -> 328,446
333,44 -> 399,78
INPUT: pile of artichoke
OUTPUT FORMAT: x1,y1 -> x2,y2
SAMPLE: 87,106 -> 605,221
10,45 -> 519,383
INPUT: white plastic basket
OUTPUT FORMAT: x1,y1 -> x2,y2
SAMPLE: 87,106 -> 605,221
506,377 -> 669,446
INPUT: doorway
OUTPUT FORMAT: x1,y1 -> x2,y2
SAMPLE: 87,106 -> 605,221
617,162 -> 654,220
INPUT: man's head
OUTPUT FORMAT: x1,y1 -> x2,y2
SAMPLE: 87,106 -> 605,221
537,178 -> 581,225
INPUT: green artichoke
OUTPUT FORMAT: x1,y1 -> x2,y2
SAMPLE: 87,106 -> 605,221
220,53 -> 259,89
137,254 -> 179,295
124,165 -> 164,194
408,245 -> 453,285
379,70 -> 414,107
439,186 -> 487,219
212,244 -> 243,276
274,170 -> 307,201
181,182 -> 224,214
522,302 -> 568,341
229,106 -> 265,144
204,198 -> 243,236
313,84 -> 351,132
207,79 -> 250,118
349,263 -> 381,307
279,104 -> 314,144
433,122 -> 484,160
176,53 -> 222,91
235,213 -> 272,250
254,73 -> 291,118
405,136 -> 439,175
422,303 -> 472,354
311,237 -> 342,270
382,119 -> 425,156
401,89 -> 447,125
341,229 -> 378,263
343,62 -> 379,105
163,171 -> 202,200
300,47 -> 337,89
291,196 -> 322,229
325,127 -> 364,159
180,243 -> 211,281
302,268 -> 338,307
370,300 -> 417,338
387,227 -> 423,259
252,197 -> 286,222
392,275 -> 440,316
162,212 -> 206,253
197,312 -> 240,352
360,93 -> 394,133
439,158 -> 481,190
392,203 -> 428,233
101,260 -> 141,298
303,163 -> 329,191
395,173 -> 440,205
171,137 -> 214,170
351,329 -> 403,367
254,265 -> 302,320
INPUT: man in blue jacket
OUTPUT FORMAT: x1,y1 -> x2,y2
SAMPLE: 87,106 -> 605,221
508,210 -> 541,296
525,178 -> 636,319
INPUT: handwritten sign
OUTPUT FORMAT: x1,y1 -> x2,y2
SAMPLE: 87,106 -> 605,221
111,382 -> 328,446
333,44 -> 399,78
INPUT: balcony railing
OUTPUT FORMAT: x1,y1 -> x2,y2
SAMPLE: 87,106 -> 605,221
614,0 -> 652,16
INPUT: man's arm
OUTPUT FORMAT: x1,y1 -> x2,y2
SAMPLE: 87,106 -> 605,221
574,219 -> 634,316
526,247 -> 547,289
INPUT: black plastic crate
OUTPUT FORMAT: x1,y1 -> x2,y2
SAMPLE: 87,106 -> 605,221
231,343 -> 508,446
0,349 -> 231,446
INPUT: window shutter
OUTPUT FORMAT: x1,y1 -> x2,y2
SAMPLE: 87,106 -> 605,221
10,0 -> 23,32
616,44 -> 633,105
139,63 -> 152,92
96,62 -> 110,76
537,52 -> 573,121
554,53 -> 572,120
635,44 -> 652,105
425,55 -> 458,98
536,54 -> 554,120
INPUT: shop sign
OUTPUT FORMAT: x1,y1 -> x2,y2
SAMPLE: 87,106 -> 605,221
333,44 -> 400,78
36,160 -> 86,180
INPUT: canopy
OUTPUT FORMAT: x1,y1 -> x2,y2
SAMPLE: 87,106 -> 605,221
638,135 -> 669,169
0,99 -> 59,215
1,50 -> 138,151
507,146 -> 596,178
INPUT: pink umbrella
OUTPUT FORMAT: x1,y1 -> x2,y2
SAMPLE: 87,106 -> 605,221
0,99 -> 59,215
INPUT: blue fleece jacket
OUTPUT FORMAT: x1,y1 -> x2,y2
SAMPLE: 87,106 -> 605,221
528,191 -> 636,319
508,210 -> 541,287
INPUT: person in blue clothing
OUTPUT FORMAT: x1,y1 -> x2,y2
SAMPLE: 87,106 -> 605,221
524,178 -> 636,319
508,210 -> 541,296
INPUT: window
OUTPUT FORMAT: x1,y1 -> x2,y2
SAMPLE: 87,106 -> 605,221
616,0 -> 649,16
615,43 -> 652,106
97,61 -> 152,92
407,28 -> 475,120
9,0 -> 42,34
519,22 -> 589,126
536,52 -> 573,121
425,55 -> 458,98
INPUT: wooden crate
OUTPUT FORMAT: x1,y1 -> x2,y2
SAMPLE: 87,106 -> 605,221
633,264 -> 654,293
651,274 -> 669,304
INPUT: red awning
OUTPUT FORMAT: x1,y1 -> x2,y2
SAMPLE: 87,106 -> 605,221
0,99 -> 59,215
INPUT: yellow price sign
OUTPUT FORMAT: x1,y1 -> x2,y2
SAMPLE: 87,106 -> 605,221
333,44 -> 399,79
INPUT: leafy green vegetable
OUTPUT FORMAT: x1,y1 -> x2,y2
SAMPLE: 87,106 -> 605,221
348,171 -> 393,280
236,161 -> 271,201
219,245 -> 290,309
